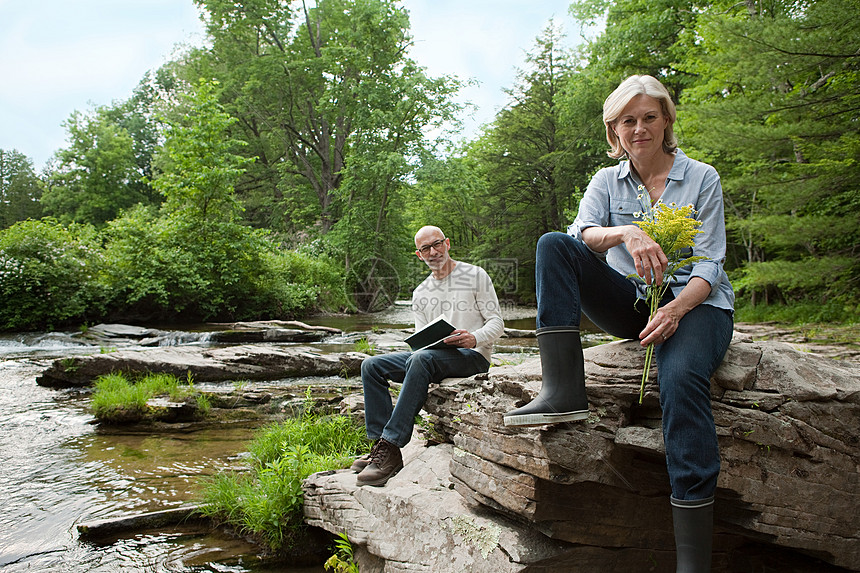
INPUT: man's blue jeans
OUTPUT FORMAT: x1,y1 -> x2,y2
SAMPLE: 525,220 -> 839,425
535,232 -> 733,501
361,348 -> 490,448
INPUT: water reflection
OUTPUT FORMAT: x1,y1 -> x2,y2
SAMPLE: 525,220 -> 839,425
74,428 -> 255,515
12,527 -> 264,572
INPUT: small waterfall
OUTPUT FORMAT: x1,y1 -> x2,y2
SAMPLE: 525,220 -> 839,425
0,332 -> 94,358
152,330 -> 216,347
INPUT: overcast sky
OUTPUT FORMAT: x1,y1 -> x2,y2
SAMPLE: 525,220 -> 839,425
0,0 -> 580,169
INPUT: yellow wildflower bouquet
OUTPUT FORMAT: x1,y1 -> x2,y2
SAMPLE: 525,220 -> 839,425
630,187 -> 707,404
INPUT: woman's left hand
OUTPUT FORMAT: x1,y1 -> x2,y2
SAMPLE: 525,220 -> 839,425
639,305 -> 682,347
638,277 -> 713,347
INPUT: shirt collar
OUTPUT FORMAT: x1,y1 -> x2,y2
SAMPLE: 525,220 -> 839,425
617,148 -> 689,181
667,149 -> 688,181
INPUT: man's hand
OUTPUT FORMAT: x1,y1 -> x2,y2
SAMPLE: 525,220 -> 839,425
444,329 -> 476,349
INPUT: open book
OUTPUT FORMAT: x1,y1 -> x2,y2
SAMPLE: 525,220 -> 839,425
404,315 -> 456,352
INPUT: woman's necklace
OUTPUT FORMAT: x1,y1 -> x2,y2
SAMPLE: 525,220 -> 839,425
631,163 -> 663,199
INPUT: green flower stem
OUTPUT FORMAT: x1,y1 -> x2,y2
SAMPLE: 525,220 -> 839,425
640,342 -> 653,404
639,281 -> 669,403
631,188 -> 707,404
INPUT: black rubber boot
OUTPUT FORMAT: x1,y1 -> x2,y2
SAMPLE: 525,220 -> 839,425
671,496 -> 714,573
503,326 -> 588,426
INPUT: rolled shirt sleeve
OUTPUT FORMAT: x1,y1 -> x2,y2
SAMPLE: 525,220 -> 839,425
569,168 -> 611,251
686,169 -> 727,294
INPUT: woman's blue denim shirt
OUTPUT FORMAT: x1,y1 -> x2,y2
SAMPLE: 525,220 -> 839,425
569,149 -> 735,312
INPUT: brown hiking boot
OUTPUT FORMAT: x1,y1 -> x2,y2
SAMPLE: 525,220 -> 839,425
349,440 -> 379,473
356,439 -> 403,487
349,441 -> 378,472
350,452 -> 372,472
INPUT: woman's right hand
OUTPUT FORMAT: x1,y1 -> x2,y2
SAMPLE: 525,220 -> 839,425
623,225 -> 668,285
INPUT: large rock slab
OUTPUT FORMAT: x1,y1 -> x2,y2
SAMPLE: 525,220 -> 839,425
82,321 -> 333,346
36,344 -> 368,387
303,440 -> 572,572
422,332 -> 860,571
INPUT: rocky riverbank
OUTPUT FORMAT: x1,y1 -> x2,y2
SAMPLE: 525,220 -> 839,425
26,319 -> 860,571
305,330 -> 860,572
734,321 -> 860,364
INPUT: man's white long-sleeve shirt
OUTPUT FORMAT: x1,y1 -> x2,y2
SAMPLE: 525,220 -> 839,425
411,261 -> 505,363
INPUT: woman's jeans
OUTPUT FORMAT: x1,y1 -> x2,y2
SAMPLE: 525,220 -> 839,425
535,232 -> 733,501
362,348 -> 490,448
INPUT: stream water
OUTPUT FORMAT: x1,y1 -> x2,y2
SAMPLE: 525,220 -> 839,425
0,304 -> 540,572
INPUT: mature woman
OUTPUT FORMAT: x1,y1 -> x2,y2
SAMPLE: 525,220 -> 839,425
504,75 -> 734,573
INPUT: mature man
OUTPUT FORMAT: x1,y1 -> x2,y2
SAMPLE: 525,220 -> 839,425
354,225 -> 505,486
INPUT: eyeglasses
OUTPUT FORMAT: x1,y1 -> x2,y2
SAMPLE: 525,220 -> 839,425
417,238 -> 446,255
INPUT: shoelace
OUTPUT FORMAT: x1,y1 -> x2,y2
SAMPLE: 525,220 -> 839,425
368,440 -> 389,465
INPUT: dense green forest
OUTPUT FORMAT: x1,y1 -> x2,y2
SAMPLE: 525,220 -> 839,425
1,0 -> 858,331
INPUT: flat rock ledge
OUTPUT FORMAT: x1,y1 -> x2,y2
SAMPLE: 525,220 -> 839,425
36,344 -> 368,387
303,332 -> 860,572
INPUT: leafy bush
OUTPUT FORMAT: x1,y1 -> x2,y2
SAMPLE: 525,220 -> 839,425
101,205 -> 347,322
101,206 -> 252,319
0,210 -> 348,330
0,218 -> 106,330
199,411 -> 368,552
734,299 -> 859,325
248,246 -> 348,319
100,206 -> 202,316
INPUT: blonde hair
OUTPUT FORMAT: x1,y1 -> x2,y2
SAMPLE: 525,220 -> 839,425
603,75 -> 677,159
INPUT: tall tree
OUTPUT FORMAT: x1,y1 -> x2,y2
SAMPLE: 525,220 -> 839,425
409,145 -> 489,252
326,53 -> 459,305
189,0 -> 460,238
0,149 -> 43,228
464,24 -> 586,299
680,0 -> 860,313
570,0 -> 704,98
151,79 -> 252,226
41,110 -> 143,226
181,0 -> 461,310
103,79 -> 262,321
100,67 -> 181,207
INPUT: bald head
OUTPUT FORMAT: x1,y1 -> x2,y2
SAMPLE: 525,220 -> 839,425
414,225 -> 445,247
414,225 -> 455,279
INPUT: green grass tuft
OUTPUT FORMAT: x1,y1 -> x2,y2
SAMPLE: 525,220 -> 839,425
355,336 -> 377,355
198,411 -> 369,552
91,372 -> 196,423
